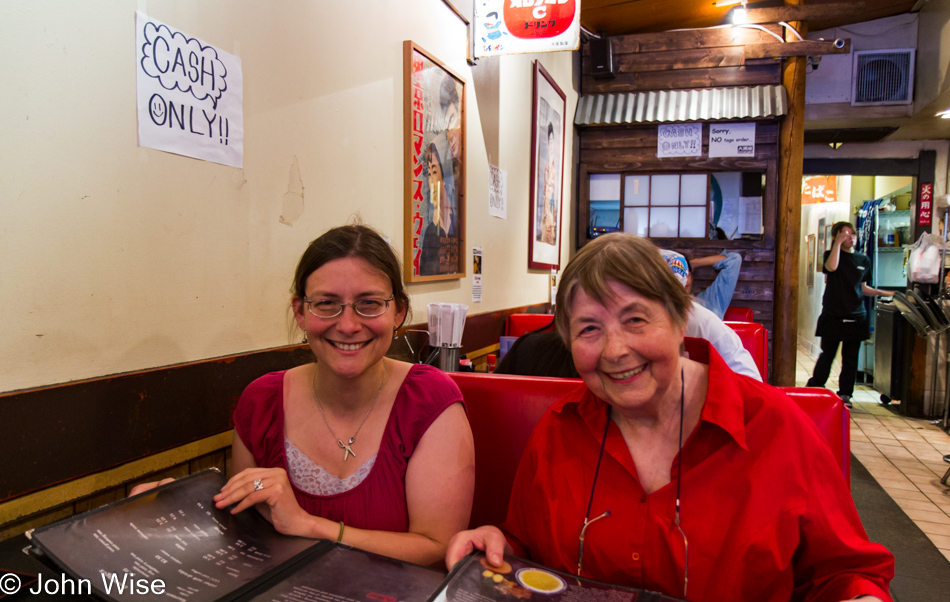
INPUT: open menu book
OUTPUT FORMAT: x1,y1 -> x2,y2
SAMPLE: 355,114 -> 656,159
28,469 -> 682,602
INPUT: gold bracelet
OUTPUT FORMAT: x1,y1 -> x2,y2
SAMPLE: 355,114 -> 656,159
337,521 -> 345,543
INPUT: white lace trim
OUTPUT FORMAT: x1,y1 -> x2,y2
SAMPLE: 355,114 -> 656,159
284,438 -> 376,496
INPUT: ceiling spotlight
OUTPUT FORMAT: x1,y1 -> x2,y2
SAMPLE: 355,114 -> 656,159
937,109 -> 950,119
732,7 -> 749,24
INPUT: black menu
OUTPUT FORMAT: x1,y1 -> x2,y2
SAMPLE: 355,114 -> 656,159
430,553 -> 685,602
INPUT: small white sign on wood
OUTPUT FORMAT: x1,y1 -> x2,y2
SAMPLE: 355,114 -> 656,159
708,123 -> 756,158
657,124 -> 702,158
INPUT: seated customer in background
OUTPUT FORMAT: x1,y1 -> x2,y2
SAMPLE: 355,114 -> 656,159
447,232 -> 893,602
680,250 -> 743,320
494,322 -> 579,378
497,251 -> 760,381
132,224 -> 475,567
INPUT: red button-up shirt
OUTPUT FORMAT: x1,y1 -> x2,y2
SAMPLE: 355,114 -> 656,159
502,340 -> 893,602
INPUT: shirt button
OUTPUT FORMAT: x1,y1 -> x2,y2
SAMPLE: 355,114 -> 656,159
631,552 -> 641,561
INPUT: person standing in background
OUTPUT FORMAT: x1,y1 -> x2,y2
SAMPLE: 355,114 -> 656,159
807,222 -> 890,407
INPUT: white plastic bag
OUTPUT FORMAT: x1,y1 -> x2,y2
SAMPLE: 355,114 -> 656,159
908,233 -> 944,283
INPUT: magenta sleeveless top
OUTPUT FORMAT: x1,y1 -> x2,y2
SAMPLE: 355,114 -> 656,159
232,364 -> 464,532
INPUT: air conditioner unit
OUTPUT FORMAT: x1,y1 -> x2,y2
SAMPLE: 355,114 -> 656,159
851,49 -> 915,106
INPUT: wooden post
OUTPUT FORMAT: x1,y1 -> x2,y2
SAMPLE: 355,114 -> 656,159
774,11 -> 807,387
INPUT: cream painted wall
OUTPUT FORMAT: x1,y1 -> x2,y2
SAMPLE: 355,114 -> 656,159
0,1 -> 576,392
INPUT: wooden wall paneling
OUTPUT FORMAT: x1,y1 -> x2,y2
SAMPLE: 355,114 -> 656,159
581,124 -> 779,152
0,346 -> 314,502
577,163 -> 591,249
582,46 -> 748,75
602,26 -> 784,55
578,152 -> 772,173
584,63 -> 782,95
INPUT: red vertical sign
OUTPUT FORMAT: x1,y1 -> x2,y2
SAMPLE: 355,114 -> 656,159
918,182 -> 933,226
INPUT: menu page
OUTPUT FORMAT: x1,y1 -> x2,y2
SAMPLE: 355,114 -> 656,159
31,470 -> 320,602
244,544 -> 445,602
431,554 -> 684,602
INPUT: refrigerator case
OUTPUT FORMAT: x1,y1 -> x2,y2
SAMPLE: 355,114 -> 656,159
856,201 -> 910,381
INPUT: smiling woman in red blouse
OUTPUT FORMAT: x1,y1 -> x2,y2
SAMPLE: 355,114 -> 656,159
446,233 -> 893,602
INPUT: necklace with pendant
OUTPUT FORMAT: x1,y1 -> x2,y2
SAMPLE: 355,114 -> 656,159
312,359 -> 387,461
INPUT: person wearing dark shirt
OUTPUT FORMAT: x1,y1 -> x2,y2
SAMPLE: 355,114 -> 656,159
494,322 -> 579,379
806,221 -> 890,407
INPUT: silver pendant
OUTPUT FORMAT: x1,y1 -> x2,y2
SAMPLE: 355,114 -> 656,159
337,438 -> 356,461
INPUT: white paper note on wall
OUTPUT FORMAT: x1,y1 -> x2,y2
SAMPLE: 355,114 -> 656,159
488,164 -> 507,219
738,196 -> 763,235
135,12 -> 244,168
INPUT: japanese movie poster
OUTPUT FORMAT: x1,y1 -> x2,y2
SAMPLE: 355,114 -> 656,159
404,42 -> 465,282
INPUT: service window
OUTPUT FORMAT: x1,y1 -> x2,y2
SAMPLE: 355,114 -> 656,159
586,171 -> 764,241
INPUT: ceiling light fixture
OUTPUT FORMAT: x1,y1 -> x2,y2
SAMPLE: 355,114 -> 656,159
937,109 -> 950,119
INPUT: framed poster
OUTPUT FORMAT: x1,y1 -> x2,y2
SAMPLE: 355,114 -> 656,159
403,41 -> 466,282
824,224 -> 833,251
529,61 -> 566,270
806,234 -> 816,288
816,217 -> 826,272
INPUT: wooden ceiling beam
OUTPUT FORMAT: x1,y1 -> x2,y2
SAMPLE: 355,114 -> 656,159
743,38 -> 851,59
744,2 -> 884,24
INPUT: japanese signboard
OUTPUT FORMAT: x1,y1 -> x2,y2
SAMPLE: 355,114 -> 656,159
474,0 -> 580,58
802,176 -> 837,204
919,182 -> 933,226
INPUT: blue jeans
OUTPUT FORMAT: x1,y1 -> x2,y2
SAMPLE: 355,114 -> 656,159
694,252 -> 742,320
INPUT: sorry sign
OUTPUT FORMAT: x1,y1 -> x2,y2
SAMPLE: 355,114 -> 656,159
135,12 -> 244,168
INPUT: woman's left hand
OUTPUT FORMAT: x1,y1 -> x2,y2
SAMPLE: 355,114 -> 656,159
214,467 -> 327,538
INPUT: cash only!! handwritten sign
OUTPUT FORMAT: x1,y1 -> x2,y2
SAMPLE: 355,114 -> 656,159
135,12 -> 244,168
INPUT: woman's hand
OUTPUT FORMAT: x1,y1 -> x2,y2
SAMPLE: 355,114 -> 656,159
128,478 -> 175,496
214,467 -> 328,539
445,526 -> 511,571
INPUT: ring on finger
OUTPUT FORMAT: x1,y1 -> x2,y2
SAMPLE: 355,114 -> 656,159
253,478 -> 264,492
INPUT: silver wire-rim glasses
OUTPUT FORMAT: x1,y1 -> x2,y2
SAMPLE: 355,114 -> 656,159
304,296 -> 394,319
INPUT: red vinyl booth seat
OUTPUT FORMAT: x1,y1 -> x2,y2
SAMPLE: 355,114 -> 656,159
448,372 -> 848,529
723,306 -> 754,322
505,313 -> 554,337
683,322 -> 768,381
725,321 -> 768,380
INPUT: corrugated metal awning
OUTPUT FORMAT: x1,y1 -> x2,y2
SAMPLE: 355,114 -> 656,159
574,85 -> 788,126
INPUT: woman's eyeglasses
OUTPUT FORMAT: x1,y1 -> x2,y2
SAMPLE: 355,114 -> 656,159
577,368 -> 688,600
305,297 -> 393,318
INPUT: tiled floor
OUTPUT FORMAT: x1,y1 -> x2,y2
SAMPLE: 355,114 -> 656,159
796,345 -> 950,563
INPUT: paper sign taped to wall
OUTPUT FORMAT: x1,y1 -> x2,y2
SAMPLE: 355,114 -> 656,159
135,12 -> 244,168
708,123 -> 756,158
488,164 -> 507,219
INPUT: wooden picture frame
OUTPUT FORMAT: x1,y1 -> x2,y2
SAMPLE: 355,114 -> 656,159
403,41 -> 466,282
528,61 -> 566,270
806,234 -> 816,288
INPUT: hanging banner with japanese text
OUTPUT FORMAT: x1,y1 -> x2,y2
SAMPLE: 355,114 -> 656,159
474,0 -> 580,58
135,12 -> 244,168
801,176 -> 837,204
919,182 -> 933,226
